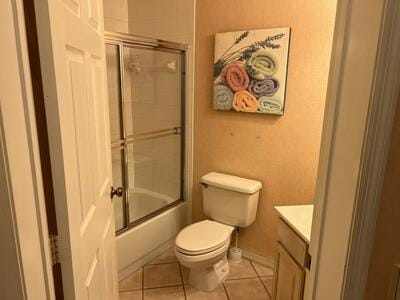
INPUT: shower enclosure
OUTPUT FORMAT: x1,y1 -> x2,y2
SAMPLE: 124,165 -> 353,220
105,32 -> 186,235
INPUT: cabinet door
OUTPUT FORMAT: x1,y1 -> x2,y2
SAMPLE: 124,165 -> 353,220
273,243 -> 305,300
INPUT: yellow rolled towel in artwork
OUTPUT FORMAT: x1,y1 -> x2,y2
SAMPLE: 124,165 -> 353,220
232,90 -> 259,112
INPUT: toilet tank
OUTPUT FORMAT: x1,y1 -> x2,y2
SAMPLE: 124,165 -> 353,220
201,172 -> 262,227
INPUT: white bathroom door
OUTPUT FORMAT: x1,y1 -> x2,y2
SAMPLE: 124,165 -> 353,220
34,0 -> 118,299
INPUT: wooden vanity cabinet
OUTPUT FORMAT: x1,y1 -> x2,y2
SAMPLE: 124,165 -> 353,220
273,243 -> 305,300
272,218 -> 309,300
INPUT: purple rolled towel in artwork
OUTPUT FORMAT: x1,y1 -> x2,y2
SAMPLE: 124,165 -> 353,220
248,77 -> 280,98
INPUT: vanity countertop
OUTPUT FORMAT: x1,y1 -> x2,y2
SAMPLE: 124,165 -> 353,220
274,205 -> 314,244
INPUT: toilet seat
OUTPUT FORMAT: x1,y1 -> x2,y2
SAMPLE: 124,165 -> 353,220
175,220 -> 234,256
176,238 -> 230,256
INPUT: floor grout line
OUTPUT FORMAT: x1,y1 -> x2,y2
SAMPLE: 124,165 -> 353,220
251,260 -> 272,298
141,266 -> 144,300
224,275 -> 259,281
259,276 -> 271,298
222,282 -> 230,300
178,263 -> 187,300
119,287 -> 142,292
143,284 -> 184,291
250,260 -> 262,278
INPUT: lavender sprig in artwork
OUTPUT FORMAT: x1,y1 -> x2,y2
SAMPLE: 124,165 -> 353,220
214,32 -> 285,77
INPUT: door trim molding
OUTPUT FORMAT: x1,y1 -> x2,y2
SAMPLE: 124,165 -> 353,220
342,0 -> 400,298
0,0 -> 55,298
307,0 -> 400,298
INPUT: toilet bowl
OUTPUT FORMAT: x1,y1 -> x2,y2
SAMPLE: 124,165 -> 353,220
175,220 -> 234,291
175,172 -> 262,292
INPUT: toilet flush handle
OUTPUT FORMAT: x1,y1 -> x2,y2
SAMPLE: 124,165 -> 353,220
200,182 -> 209,188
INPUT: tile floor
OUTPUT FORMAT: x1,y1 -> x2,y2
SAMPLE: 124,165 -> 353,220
119,247 -> 274,300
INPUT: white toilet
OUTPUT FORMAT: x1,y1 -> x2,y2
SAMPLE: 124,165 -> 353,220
175,172 -> 262,292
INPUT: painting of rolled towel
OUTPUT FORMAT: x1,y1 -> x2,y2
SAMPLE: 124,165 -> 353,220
246,50 -> 277,79
214,84 -> 234,110
221,63 -> 249,92
248,77 -> 280,98
232,90 -> 259,113
258,97 -> 283,114
213,27 -> 290,115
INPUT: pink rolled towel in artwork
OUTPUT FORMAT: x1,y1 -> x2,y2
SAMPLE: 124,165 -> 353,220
221,63 -> 250,92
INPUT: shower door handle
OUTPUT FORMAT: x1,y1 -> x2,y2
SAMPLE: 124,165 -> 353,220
110,186 -> 123,199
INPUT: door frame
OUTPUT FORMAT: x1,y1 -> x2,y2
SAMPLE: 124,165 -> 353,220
306,0 -> 400,298
3,0 -> 400,298
0,0 -> 55,298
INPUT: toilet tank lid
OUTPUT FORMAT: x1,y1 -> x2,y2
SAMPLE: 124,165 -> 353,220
201,172 -> 262,194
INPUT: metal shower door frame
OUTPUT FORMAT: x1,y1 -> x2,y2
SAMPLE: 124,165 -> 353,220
105,32 -> 187,235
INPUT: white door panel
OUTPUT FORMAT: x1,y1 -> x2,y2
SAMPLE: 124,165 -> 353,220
34,0 -> 118,298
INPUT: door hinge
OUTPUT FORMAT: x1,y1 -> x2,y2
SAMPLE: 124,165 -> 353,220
305,252 -> 312,270
49,234 -> 60,266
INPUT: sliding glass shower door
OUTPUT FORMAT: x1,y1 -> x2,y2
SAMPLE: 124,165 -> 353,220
105,33 -> 186,234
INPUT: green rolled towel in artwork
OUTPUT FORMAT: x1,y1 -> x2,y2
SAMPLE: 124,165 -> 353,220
246,50 -> 278,79
258,97 -> 283,114
213,84 -> 234,110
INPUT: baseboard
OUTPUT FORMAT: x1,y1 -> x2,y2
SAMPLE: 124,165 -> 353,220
241,248 -> 275,269
118,238 -> 176,280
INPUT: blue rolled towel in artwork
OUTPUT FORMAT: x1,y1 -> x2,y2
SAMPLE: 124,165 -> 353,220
258,97 -> 283,114
248,77 -> 280,98
213,84 -> 234,110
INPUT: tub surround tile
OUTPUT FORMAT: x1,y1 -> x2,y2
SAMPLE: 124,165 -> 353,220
144,286 -> 185,300
184,284 -> 228,300
119,268 -> 143,291
119,290 -> 142,300
225,259 -> 258,280
144,263 -> 182,289
251,262 -> 274,277
224,278 -> 271,300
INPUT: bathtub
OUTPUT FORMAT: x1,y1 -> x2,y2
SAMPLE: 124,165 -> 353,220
129,188 -> 176,222
115,188 -> 187,279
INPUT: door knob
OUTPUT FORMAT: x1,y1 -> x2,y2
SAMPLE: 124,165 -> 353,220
110,186 -> 123,199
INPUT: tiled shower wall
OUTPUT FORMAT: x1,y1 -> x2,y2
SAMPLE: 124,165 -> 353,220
104,0 -> 195,44
103,0 -> 194,201
127,0 -> 194,44
128,48 -> 182,198
103,0 -> 131,34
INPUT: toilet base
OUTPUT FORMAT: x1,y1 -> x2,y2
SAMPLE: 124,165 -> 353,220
188,255 -> 230,292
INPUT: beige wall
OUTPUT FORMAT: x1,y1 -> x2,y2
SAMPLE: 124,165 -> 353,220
193,0 -> 337,258
364,93 -> 400,299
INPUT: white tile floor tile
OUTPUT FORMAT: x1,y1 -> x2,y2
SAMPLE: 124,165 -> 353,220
119,247 -> 274,300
